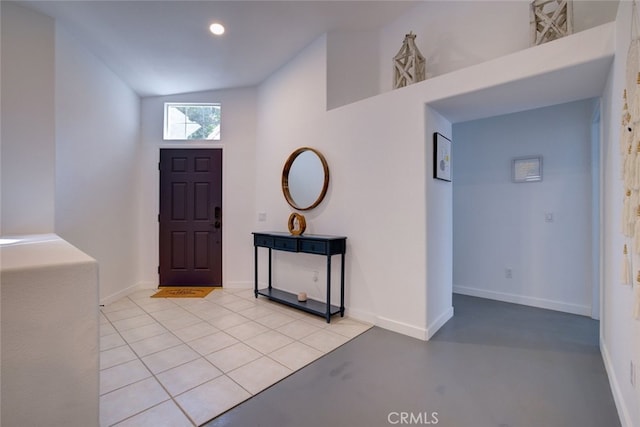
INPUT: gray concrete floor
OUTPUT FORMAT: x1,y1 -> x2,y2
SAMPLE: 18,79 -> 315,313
205,294 -> 621,427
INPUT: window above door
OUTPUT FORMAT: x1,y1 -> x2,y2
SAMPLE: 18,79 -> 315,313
163,103 -> 221,141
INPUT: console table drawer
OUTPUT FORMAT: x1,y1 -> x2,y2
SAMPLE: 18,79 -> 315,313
273,237 -> 298,252
299,239 -> 327,254
254,235 -> 274,248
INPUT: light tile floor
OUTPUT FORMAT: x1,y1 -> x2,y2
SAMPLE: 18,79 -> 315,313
100,288 -> 372,427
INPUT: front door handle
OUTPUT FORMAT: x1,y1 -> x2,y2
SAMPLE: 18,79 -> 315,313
212,206 -> 221,229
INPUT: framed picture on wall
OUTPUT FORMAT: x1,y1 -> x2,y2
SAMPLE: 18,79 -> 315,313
434,132 -> 452,182
512,156 -> 542,183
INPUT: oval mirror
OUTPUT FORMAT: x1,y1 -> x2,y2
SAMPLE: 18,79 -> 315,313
282,147 -> 329,211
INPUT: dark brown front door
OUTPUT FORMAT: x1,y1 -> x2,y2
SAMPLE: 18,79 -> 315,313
159,148 -> 222,286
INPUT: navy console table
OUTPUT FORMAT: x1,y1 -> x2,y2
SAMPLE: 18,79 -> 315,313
253,232 -> 346,323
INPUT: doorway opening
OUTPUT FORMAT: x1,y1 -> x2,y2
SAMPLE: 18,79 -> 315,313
451,99 -> 601,319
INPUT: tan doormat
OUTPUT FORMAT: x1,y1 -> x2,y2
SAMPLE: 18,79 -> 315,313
151,287 -> 218,298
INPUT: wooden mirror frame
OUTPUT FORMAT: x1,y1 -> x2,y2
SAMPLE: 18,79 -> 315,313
282,147 -> 330,211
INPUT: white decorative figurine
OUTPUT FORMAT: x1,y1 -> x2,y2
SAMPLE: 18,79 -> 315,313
393,31 -> 425,89
530,0 -> 573,46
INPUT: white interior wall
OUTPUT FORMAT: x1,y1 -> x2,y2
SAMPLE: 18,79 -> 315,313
255,35 -> 330,233
256,34 -> 430,337
452,100 -> 595,316
137,87 -> 257,293
326,30 -> 379,110
1,2 -> 141,303
55,25 -> 141,303
255,35 -> 344,317
254,17 -> 615,342
252,10 -> 612,338
0,2 -> 56,235
379,1 -> 530,94
600,2 -> 640,426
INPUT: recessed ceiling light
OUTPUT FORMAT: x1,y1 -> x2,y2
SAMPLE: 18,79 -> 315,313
209,23 -> 225,36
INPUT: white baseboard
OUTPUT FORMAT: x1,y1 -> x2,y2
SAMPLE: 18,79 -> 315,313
600,338 -> 632,427
136,281 -> 157,290
427,306 -> 454,339
344,307 -> 376,325
453,285 -> 591,316
223,281 -> 253,289
100,282 -> 147,306
376,316 -> 427,341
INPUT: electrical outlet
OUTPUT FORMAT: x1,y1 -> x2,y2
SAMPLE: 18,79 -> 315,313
505,268 -> 513,279
312,270 -> 319,282
257,212 -> 267,222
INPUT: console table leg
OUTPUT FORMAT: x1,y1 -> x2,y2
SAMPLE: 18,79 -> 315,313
268,248 -> 272,290
340,252 -> 345,317
254,246 -> 258,298
326,255 -> 332,323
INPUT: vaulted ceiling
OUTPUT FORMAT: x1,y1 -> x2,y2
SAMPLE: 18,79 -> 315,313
18,0 -> 619,100
22,0 -> 419,97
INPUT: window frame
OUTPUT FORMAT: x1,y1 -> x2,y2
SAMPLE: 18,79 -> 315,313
163,102 -> 221,141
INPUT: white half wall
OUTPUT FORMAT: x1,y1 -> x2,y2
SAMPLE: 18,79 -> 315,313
1,235 -> 99,427
452,99 -> 596,317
